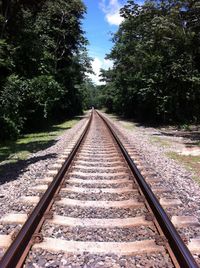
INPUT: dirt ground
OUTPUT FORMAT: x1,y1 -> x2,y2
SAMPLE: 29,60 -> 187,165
110,115 -> 200,182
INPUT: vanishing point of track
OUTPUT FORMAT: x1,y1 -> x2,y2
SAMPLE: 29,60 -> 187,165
0,110 -> 198,267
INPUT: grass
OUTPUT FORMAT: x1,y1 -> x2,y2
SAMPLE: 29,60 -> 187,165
105,113 -> 118,120
0,118 -> 80,168
119,121 -> 136,130
150,136 -> 171,147
167,152 -> 200,184
100,111 -> 136,130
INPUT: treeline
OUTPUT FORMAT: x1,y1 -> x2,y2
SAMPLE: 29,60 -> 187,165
0,0 -> 91,140
101,0 -> 200,123
81,81 -> 104,109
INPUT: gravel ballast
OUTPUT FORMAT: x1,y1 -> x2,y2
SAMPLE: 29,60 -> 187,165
25,250 -> 174,268
0,110 -> 199,266
0,116 -> 88,218
52,205 -> 148,219
102,112 -> 200,219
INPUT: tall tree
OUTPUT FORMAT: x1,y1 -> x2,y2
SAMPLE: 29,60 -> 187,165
102,0 -> 200,123
0,0 -> 91,139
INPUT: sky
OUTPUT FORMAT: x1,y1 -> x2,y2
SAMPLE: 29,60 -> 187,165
82,0 -> 143,84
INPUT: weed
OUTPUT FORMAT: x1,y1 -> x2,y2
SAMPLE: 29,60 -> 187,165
167,152 -> 200,184
150,137 -> 171,147
0,118 -> 80,166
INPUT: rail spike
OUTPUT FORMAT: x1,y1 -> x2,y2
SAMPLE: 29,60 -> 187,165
31,233 -> 43,244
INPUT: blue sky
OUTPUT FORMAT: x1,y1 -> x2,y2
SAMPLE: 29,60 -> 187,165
82,0 -> 143,84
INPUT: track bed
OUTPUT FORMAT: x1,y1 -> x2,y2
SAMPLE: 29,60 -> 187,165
0,111 -> 199,267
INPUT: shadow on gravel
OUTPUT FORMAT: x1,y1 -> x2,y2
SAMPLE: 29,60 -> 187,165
0,139 -> 56,163
0,115 -> 85,186
159,131 -> 200,142
0,153 -> 57,185
114,115 -> 200,140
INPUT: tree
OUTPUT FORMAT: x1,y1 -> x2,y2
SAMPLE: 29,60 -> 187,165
102,0 -> 200,123
0,0 -> 91,140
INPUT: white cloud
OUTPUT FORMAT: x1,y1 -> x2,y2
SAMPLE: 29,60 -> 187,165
103,58 -> 113,69
106,12 -> 123,25
137,0 -> 144,5
89,57 -> 102,84
100,0 -> 124,26
88,57 -> 113,85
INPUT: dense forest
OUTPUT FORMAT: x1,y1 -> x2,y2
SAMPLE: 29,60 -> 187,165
100,0 -> 200,123
0,0 -> 91,140
1,0 -> 200,141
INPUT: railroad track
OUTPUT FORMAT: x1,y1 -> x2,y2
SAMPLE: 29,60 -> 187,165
0,110 -> 199,267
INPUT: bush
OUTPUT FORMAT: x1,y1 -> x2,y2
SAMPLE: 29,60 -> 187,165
0,117 -> 19,140
0,75 -> 28,138
0,74 -> 65,138
30,75 -> 64,118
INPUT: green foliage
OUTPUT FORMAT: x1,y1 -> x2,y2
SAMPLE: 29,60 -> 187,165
0,117 -> 80,169
0,117 -> 19,140
101,0 -> 200,123
81,80 -> 103,109
0,39 -> 13,72
0,0 -> 91,140
30,75 -> 63,118
0,75 -> 28,138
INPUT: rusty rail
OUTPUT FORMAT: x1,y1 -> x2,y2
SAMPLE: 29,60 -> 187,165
97,111 -> 198,268
0,110 -> 93,268
0,109 -> 198,268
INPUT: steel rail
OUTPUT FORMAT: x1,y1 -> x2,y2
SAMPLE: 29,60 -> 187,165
0,110 -> 93,268
97,110 -> 198,268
